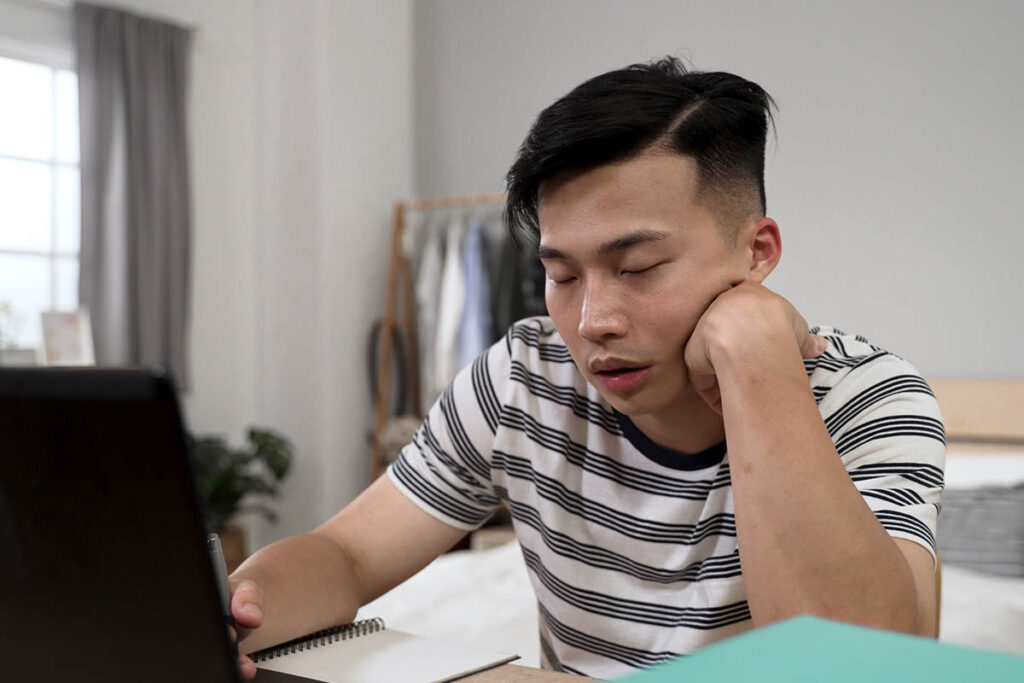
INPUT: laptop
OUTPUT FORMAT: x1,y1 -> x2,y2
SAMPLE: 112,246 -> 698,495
0,367 -> 315,683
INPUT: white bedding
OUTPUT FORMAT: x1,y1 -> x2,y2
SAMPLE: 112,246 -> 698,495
939,449 -> 1024,655
940,564 -> 1024,656
945,451 -> 1024,488
360,452 -> 1024,665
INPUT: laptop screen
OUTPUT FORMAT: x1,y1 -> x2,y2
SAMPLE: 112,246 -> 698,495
0,367 -> 240,683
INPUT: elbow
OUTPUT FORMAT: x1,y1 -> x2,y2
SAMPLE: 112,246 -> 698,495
880,593 -> 921,636
752,583 -> 920,636
837,549 -> 923,636
840,573 -> 923,636
883,557 -> 931,637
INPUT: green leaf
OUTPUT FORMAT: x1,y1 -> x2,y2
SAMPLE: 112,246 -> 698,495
188,424 -> 295,530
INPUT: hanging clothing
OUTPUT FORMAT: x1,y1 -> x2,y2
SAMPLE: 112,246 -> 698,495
398,202 -> 547,414
457,218 -> 493,371
481,209 -> 508,283
519,246 -> 548,317
432,216 -> 466,397
493,232 -> 548,335
414,221 -> 445,411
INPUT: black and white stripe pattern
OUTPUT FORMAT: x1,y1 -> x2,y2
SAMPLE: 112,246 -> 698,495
509,360 -> 621,435
389,319 -> 945,679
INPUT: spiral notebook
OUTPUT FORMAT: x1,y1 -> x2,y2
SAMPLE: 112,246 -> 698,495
251,617 -> 519,682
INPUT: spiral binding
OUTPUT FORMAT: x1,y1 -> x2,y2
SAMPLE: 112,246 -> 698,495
250,616 -> 387,662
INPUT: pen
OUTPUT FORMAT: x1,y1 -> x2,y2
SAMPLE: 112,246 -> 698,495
207,532 -> 235,626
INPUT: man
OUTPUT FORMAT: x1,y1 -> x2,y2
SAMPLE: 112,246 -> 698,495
229,57 -> 944,680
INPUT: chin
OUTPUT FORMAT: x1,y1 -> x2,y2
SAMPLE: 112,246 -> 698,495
593,372 -> 691,418
598,387 -> 671,417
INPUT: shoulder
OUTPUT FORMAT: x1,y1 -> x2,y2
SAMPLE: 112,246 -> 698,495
806,325 -> 927,394
807,325 -> 945,458
494,316 -> 598,406
503,316 -> 574,367
505,315 -> 562,348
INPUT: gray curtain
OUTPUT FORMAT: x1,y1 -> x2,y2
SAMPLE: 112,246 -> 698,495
75,3 -> 192,387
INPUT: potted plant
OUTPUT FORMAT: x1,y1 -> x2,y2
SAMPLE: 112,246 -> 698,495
188,427 -> 293,570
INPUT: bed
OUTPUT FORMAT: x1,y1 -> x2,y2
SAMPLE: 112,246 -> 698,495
360,380 -> 1024,665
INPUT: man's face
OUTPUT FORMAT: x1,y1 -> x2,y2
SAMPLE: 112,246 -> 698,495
537,152 -> 751,418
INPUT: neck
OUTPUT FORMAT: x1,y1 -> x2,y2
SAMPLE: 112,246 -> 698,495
629,391 -> 726,455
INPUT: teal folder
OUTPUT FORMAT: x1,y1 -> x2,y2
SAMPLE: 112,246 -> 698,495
617,616 -> 1024,682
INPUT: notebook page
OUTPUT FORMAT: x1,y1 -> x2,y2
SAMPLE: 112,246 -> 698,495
256,628 -> 519,683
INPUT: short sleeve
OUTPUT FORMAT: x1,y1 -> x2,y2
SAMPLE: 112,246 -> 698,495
386,338 -> 509,530
819,353 -> 946,564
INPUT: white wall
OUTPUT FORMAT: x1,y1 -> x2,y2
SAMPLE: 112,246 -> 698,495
0,0 -> 73,68
413,0 -> 1024,378
251,0 -> 415,543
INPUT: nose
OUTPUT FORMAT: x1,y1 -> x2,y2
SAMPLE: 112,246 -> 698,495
578,279 -> 628,342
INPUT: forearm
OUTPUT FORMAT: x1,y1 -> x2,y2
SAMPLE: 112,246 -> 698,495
231,531 -> 361,654
715,332 -> 917,631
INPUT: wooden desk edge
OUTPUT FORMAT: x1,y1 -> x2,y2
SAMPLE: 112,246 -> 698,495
464,663 -> 596,681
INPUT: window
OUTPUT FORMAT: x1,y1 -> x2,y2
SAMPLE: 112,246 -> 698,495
0,55 -> 80,351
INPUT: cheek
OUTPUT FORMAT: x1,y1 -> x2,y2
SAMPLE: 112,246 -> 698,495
544,284 -> 578,329
635,282 -> 716,353
545,287 -> 585,356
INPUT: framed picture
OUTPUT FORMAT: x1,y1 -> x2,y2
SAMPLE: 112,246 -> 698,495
41,310 -> 96,366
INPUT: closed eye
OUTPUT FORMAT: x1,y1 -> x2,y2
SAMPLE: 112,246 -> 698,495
621,263 -> 662,277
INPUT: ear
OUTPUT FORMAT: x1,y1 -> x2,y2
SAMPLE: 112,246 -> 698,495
742,217 -> 781,283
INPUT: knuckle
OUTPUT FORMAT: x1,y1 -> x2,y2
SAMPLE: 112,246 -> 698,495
232,579 -> 262,606
241,579 -> 261,596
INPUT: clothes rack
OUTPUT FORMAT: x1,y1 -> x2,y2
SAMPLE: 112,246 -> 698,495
370,192 -> 506,483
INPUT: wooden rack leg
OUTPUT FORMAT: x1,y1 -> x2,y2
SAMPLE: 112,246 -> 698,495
370,202 -> 406,483
400,245 -> 422,418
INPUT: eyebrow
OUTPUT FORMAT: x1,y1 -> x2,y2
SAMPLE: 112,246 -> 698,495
537,229 -> 670,260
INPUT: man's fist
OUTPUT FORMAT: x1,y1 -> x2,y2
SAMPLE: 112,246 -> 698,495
684,282 -> 826,414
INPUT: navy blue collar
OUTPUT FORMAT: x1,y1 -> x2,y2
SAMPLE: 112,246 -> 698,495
614,410 -> 727,471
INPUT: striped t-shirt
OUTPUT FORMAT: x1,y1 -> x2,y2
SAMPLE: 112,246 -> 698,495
387,317 -> 946,678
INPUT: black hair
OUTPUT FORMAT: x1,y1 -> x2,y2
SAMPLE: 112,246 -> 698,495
504,56 -> 776,245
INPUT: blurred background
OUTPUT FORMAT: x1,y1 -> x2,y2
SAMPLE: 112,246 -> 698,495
0,0 -> 1021,554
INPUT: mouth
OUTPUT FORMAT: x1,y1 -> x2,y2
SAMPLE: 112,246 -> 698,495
590,362 -> 652,394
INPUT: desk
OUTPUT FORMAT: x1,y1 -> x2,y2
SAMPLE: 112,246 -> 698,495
466,663 -> 595,681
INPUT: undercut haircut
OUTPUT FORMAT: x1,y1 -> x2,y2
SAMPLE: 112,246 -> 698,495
505,56 -> 776,245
